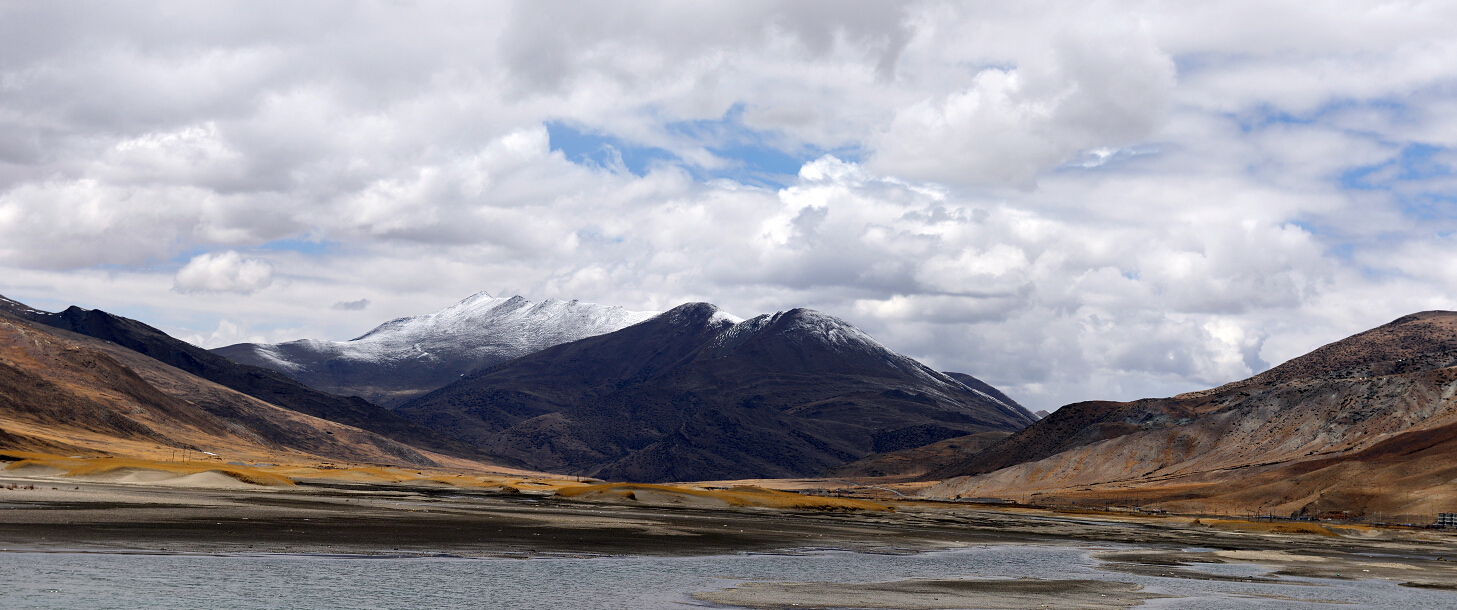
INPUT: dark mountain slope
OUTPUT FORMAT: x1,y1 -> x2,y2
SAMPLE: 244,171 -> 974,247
0,295 -> 504,465
943,372 -> 1024,412
398,303 -> 1036,482
824,430 -> 1012,479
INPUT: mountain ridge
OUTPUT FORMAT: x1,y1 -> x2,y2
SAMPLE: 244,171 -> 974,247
0,294 -> 508,465
927,311 -> 1457,481
398,302 -> 1037,482
920,311 -> 1457,518
213,291 -> 657,407
0,308 -> 449,466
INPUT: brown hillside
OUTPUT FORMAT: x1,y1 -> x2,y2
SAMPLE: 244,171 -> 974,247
0,312 -> 467,468
921,311 -> 1457,518
1204,310 -> 1457,392
931,312 -> 1457,482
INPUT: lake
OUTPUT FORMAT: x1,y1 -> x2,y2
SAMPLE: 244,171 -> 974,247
1,544 -> 1451,609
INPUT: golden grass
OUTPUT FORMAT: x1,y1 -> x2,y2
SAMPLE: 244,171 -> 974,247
1202,518 -> 1336,536
5,454 -> 294,486
1,450 -> 883,512
556,482 -> 893,511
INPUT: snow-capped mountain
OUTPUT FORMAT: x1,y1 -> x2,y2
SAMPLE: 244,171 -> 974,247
396,302 -> 1038,482
213,292 -> 657,407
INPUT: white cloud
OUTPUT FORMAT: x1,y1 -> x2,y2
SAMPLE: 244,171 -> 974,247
178,318 -> 267,349
331,298 -> 370,311
173,251 -> 274,294
1,2 -> 1455,410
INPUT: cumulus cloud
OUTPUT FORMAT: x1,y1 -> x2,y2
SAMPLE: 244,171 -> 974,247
868,26 -> 1176,186
1,2 -> 1456,409
177,318 -> 268,349
173,251 -> 274,294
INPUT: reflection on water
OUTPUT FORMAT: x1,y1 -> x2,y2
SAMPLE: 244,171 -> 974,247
0,545 -> 1451,609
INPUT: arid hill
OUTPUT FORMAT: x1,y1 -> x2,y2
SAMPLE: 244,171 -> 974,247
0,294 -> 503,464
922,311 -> 1457,518
0,309 -> 452,467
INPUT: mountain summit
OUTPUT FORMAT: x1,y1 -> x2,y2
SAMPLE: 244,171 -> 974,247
214,292 -> 656,407
397,302 -> 1036,482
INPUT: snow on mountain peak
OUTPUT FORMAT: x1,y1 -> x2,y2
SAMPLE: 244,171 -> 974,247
655,302 -> 744,329
777,308 -> 884,349
243,292 -> 657,378
709,309 -> 744,326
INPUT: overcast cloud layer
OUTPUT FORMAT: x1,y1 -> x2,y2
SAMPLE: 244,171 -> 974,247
3,1 -> 1456,410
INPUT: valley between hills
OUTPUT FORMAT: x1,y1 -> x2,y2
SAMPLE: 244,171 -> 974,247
4,291 -> 1457,601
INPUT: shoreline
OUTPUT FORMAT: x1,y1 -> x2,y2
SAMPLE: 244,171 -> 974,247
4,470 -> 1457,597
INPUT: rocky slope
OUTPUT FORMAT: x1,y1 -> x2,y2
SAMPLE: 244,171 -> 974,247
213,293 -> 655,407
397,303 -> 1037,482
0,294 -> 502,464
922,311 -> 1457,518
0,309 -> 441,466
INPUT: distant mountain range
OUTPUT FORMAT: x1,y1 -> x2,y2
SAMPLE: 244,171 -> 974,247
396,302 -> 1037,482
10,290 -> 1455,516
214,293 -> 655,407
920,311 -> 1457,519
1,292 -> 1034,483
0,300 -> 443,466
0,294 -> 505,465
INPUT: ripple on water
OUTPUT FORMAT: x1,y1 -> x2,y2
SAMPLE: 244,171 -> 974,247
0,545 -> 1452,609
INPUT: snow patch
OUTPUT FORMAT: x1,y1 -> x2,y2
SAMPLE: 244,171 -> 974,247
242,291 -> 658,372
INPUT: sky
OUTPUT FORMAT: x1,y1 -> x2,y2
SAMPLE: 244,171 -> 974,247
2,1 -> 1456,411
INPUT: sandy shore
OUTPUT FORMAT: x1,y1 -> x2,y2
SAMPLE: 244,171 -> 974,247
695,578 -> 1169,610
3,467 -> 1457,608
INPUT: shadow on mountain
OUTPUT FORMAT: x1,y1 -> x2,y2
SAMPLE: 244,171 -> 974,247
398,302 -> 1036,482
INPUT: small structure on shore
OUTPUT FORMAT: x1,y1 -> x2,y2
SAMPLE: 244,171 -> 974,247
1438,513 -> 1457,528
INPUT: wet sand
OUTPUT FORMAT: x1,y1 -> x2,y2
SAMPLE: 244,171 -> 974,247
3,470 -> 1457,607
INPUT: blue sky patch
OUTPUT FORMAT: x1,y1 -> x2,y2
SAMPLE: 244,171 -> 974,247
549,107 -> 860,188
1339,143 -> 1455,220
546,121 -> 677,177
257,238 -> 338,256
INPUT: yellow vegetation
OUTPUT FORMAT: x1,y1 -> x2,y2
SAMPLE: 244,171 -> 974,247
5,454 -> 294,486
1202,519 -> 1336,536
0,450 -> 882,512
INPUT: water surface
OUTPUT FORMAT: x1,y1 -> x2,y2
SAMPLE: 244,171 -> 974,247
0,545 -> 1450,609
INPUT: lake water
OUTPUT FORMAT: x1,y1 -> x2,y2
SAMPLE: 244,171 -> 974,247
0,545 -> 1451,609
